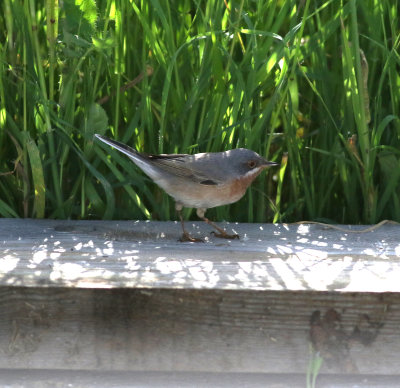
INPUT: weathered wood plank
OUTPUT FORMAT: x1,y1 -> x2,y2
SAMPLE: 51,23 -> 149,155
1,218 -> 400,291
0,288 -> 397,374
1,369 -> 400,388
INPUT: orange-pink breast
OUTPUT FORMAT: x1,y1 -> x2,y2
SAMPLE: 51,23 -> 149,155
163,168 -> 264,209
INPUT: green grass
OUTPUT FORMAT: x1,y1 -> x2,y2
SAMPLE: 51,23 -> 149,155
307,347 -> 323,388
0,0 -> 399,224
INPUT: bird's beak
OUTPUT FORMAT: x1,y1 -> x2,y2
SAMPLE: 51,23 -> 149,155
261,159 -> 279,168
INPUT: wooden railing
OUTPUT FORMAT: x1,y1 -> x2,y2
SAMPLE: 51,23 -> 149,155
1,218 -> 399,386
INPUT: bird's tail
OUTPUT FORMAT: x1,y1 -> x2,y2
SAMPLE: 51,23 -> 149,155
94,134 -> 160,179
94,134 -> 141,158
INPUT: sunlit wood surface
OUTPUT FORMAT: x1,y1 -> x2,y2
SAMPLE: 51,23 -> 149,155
1,219 -> 399,291
1,219 -> 399,380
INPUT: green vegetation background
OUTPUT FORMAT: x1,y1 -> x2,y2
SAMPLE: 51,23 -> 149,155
0,0 -> 399,225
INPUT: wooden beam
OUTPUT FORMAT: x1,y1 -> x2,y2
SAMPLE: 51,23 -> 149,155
1,219 -> 399,292
1,219 -> 399,375
1,369 -> 400,388
0,288 -> 397,374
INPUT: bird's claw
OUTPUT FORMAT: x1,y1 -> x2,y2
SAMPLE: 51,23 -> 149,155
179,232 -> 204,243
210,231 -> 240,240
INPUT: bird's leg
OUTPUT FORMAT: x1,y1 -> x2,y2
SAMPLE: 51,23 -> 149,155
196,209 -> 240,240
176,204 -> 204,242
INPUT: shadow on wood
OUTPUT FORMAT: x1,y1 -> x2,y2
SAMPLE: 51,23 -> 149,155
1,219 -> 400,381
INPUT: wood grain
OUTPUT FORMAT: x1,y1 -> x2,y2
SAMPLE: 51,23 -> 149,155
1,218 -> 400,292
1,219 -> 400,376
3,369 -> 400,388
0,287 -> 397,374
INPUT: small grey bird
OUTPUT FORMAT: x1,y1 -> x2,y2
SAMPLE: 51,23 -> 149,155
95,134 -> 278,241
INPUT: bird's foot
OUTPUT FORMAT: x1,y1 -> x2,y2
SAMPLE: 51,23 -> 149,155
199,215 -> 240,240
179,232 -> 204,243
211,231 -> 240,240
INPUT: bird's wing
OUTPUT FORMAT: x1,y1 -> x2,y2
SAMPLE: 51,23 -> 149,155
149,155 -> 224,185
95,134 -> 225,185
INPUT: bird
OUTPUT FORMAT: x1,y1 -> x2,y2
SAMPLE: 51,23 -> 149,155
95,134 -> 278,242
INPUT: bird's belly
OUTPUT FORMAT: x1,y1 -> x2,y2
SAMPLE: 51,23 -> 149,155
157,178 -> 250,209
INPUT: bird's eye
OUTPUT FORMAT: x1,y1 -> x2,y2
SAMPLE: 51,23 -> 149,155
247,160 -> 257,169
